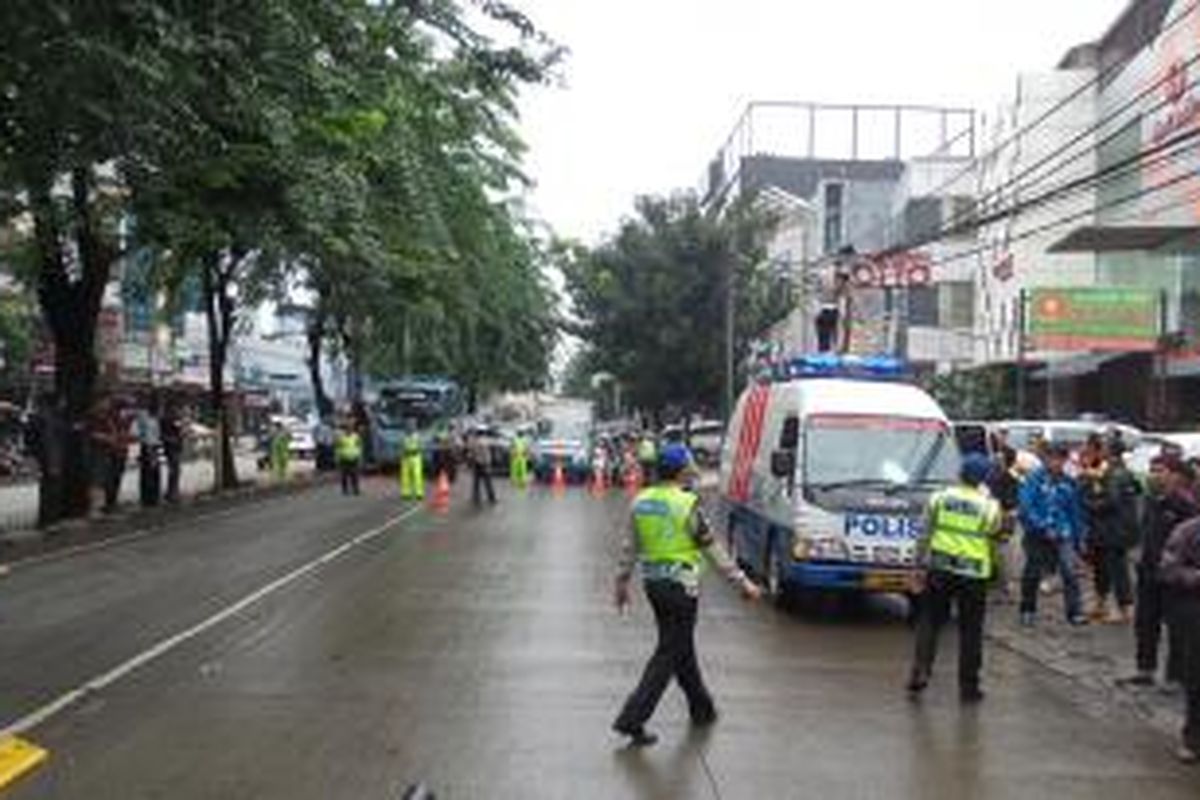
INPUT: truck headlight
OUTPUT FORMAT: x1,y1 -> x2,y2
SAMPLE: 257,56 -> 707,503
794,537 -> 848,561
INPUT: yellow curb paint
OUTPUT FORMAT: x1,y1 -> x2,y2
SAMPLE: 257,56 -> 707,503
0,735 -> 48,790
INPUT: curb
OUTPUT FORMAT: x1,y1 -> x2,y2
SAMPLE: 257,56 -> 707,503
0,471 -> 339,568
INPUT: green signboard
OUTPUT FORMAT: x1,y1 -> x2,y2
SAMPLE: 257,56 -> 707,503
1027,288 -> 1161,352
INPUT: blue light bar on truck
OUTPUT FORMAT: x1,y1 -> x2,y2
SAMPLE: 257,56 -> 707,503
773,354 -> 910,382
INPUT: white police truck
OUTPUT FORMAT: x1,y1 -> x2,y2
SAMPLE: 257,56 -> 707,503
719,355 -> 960,604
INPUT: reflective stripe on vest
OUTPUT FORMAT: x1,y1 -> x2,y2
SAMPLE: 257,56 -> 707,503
929,486 -> 997,580
633,485 -> 702,570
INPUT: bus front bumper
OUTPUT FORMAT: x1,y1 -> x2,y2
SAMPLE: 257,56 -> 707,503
784,562 -> 915,593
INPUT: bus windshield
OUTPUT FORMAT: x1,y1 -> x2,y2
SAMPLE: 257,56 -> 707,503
804,415 -> 958,489
374,384 -> 458,429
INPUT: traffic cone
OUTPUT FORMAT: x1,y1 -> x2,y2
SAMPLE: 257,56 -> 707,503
590,467 -> 608,498
430,471 -> 451,514
552,460 -> 567,495
624,465 -> 641,498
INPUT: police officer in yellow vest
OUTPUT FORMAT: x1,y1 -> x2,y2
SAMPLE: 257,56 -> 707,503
399,420 -> 425,501
335,420 -> 363,496
509,431 -> 530,489
613,443 -> 760,747
907,453 -> 1002,703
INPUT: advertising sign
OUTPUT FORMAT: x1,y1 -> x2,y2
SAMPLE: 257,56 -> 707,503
1027,288 -> 1161,352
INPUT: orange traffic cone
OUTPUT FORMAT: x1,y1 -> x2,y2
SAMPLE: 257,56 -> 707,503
430,471 -> 451,514
624,465 -> 641,498
590,467 -> 608,498
552,460 -> 567,495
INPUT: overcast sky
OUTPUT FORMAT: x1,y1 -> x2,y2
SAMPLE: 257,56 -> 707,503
515,0 -> 1130,244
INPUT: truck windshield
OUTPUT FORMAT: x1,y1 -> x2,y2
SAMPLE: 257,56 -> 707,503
804,415 -> 958,489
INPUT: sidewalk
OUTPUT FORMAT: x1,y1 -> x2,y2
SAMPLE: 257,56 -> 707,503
0,457 -> 323,566
988,600 -> 1185,740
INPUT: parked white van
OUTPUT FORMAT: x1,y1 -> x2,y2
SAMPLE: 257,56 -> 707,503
718,355 -> 960,602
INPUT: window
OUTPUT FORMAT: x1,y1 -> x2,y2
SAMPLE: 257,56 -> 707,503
908,286 -> 939,326
780,416 -> 799,451
940,282 -> 975,328
823,183 -> 843,253
902,197 -> 942,242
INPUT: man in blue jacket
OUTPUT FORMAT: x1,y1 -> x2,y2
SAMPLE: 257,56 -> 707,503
1018,441 -> 1088,626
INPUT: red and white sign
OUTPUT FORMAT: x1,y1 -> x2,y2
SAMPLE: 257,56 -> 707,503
850,251 -> 933,289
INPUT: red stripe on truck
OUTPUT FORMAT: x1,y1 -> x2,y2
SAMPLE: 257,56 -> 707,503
730,384 -> 769,502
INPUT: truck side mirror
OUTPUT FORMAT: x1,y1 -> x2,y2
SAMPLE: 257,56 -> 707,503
770,449 -> 796,479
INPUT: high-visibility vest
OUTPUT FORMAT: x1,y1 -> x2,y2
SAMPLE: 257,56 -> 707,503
633,485 -> 703,570
927,485 -> 1000,580
512,435 -> 528,457
637,438 -> 657,464
336,432 -> 362,463
403,432 -> 422,456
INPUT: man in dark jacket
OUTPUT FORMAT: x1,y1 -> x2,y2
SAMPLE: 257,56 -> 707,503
1086,440 -> 1141,623
1160,513 -> 1200,763
1126,457 -> 1197,689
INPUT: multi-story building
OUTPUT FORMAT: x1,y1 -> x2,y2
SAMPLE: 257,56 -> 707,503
971,0 -> 1200,425
703,101 -> 978,374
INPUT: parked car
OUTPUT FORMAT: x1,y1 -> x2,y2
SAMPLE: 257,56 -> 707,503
996,419 -> 1142,454
1126,432 -> 1200,475
662,419 -> 725,467
531,436 -> 591,483
952,421 -> 994,457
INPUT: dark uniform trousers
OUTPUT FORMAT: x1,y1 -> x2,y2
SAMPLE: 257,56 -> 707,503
912,570 -> 988,691
615,579 -> 715,730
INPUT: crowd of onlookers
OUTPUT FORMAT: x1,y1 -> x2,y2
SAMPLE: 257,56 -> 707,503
983,428 -> 1200,761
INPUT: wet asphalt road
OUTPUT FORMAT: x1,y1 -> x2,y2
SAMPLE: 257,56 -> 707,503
1,479 -> 1198,799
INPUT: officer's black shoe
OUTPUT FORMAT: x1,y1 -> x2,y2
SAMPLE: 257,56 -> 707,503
614,724 -> 658,748
960,686 -> 985,704
691,709 -> 719,727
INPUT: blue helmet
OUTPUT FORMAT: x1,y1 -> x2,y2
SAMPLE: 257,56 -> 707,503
659,443 -> 692,472
960,453 -> 992,486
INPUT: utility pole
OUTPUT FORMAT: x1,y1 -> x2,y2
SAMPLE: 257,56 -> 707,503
1016,288 -> 1027,417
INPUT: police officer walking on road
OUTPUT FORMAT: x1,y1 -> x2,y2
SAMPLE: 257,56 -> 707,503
335,418 -> 363,496
907,453 -> 1002,703
613,443 -> 761,747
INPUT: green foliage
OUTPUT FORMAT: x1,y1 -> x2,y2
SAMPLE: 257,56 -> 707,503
562,193 -> 787,418
0,0 -> 561,507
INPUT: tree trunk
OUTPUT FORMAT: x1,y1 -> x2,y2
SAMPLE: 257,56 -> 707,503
203,251 -> 239,490
307,306 -> 332,419
31,167 -> 111,522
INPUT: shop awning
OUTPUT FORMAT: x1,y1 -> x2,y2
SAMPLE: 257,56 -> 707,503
1048,225 -> 1200,253
1028,352 -> 1124,379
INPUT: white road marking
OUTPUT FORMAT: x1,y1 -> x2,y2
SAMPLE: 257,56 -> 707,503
0,504 -> 422,737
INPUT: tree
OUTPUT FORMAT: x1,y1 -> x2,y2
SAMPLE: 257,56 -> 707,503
0,2 -> 179,516
562,193 -> 787,421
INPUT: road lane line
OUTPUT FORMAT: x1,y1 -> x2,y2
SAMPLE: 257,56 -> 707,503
0,504 -> 422,738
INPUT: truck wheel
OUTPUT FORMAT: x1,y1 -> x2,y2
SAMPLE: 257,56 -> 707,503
763,541 -> 794,610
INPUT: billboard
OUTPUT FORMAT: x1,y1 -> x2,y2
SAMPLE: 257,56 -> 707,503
1027,288 -> 1161,352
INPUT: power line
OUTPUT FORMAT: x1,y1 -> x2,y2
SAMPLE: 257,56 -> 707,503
943,48 -> 1200,236
921,158 -> 1200,273
874,0 -> 1200,248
